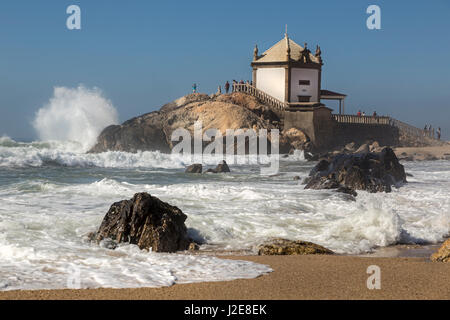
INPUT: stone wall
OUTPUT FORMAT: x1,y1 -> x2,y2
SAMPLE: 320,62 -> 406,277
283,109 -> 400,150
333,123 -> 399,147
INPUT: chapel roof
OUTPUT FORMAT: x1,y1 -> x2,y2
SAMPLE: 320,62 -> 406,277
253,34 -> 322,65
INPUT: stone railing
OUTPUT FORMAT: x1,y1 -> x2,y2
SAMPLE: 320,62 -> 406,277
333,114 -> 441,143
231,84 -> 439,143
389,118 -> 430,139
332,114 -> 391,125
232,83 -> 287,111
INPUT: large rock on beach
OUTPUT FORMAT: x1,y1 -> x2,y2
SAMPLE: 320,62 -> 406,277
258,238 -> 334,256
304,147 -> 406,194
89,92 -> 304,154
431,239 -> 450,263
95,193 -> 191,252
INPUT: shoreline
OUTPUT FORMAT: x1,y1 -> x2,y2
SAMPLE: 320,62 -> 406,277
0,145 -> 448,300
0,243 -> 448,300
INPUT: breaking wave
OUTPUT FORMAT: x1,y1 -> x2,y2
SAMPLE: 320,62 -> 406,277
32,86 -> 119,152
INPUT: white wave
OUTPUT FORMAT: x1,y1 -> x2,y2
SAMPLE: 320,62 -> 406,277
0,240 -> 271,291
0,138 -> 286,169
0,139 -> 186,169
27,175 -> 443,255
33,86 -> 119,152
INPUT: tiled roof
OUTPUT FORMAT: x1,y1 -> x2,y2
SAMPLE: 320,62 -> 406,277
255,36 -> 320,64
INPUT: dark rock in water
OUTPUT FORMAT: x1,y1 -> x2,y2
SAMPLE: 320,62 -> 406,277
185,163 -> 203,173
258,238 -> 334,256
336,186 -> 358,197
95,193 -> 191,252
205,160 -> 230,173
293,176 -> 300,181
304,152 -> 319,161
304,147 -> 406,194
188,242 -> 200,251
99,238 -> 118,250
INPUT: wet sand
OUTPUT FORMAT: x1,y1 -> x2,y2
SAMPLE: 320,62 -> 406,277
0,254 -> 448,300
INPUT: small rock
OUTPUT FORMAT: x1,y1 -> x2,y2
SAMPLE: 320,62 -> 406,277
344,142 -> 356,152
99,238 -> 118,250
185,164 -> 202,173
293,176 -> 300,181
354,143 -> 369,154
370,141 -> 383,153
258,238 -> 334,256
336,186 -> 358,197
205,160 -> 231,173
188,242 -> 200,251
305,152 -> 319,161
431,239 -> 450,262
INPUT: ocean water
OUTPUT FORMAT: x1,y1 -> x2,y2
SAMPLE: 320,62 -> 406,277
0,136 -> 449,291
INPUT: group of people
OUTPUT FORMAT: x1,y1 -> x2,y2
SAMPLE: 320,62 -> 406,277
357,110 -> 378,117
424,125 -> 441,140
192,80 -> 250,95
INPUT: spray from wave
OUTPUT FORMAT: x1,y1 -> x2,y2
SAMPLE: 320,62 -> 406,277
33,86 -> 119,152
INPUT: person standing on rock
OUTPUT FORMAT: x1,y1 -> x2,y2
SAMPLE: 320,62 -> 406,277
225,81 -> 230,94
192,83 -> 197,93
357,110 -> 362,117
437,127 -> 441,140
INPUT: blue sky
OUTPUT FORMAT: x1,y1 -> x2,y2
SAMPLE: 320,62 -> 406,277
1,0 -> 450,140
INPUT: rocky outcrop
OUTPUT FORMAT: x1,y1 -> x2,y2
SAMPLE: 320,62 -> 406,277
185,164 -> 203,173
431,239 -> 450,262
94,193 -> 191,252
89,112 -> 171,153
280,128 -> 310,152
258,238 -> 334,256
304,147 -> 407,194
89,92 -> 304,154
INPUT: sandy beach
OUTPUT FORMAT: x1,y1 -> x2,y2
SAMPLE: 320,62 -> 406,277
394,144 -> 450,161
0,254 -> 448,300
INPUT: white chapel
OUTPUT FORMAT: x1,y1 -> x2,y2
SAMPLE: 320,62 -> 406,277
251,32 -> 346,113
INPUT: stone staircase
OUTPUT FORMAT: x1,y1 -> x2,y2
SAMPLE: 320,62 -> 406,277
232,83 -> 287,111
